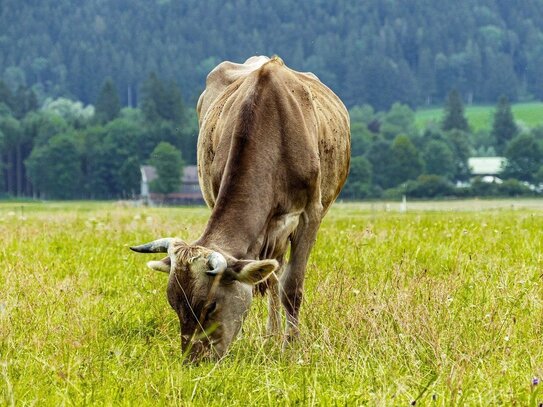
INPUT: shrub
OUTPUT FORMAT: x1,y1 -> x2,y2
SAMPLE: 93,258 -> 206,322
468,177 -> 499,197
407,175 -> 456,198
498,179 -> 534,196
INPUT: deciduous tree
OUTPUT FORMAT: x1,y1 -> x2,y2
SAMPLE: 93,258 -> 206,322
390,135 -> 423,186
423,140 -> 455,179
26,133 -> 83,199
149,142 -> 183,194
342,155 -> 372,199
503,134 -> 542,183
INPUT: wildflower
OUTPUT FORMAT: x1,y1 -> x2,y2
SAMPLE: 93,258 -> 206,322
532,377 -> 539,386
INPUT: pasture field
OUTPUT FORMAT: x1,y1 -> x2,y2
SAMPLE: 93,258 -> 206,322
1,200 -> 543,405
415,102 -> 543,132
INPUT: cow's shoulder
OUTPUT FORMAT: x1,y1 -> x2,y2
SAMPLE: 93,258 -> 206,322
207,56 -> 270,89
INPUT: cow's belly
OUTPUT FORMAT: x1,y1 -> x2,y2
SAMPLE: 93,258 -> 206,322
248,212 -> 301,260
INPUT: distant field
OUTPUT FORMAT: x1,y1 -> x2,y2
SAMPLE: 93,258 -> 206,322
415,102 -> 543,132
2,201 -> 543,405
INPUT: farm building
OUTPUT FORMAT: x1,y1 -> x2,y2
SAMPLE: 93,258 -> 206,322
140,165 -> 204,205
468,157 -> 507,183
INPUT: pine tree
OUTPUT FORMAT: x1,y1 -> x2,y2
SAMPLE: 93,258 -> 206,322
140,74 -> 184,124
13,85 -> 38,119
0,80 -> 14,112
446,129 -> 472,181
161,80 -> 184,123
441,89 -> 469,132
140,73 -> 165,123
491,95 -> 518,155
95,78 -> 121,124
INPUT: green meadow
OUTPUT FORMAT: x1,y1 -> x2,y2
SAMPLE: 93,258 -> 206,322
415,102 -> 543,132
1,201 -> 543,405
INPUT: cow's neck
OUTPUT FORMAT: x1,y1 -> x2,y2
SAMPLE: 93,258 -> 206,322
196,70 -> 288,259
196,132 -> 278,259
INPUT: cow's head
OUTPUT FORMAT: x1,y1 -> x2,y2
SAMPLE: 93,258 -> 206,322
130,237 -> 278,361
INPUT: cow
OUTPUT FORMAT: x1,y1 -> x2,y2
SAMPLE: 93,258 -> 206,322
131,56 -> 350,360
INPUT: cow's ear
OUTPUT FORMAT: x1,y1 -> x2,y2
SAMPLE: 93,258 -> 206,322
146,256 -> 171,273
226,259 -> 279,284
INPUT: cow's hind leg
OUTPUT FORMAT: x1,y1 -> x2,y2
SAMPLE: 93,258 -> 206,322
280,205 -> 322,343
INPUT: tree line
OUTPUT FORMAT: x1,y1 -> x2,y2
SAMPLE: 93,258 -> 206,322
342,90 -> 543,200
0,75 -> 195,199
1,0 -> 543,110
1,70 -> 542,200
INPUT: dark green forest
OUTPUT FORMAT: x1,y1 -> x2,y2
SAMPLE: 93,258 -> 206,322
1,1 -> 543,200
2,0 -> 543,109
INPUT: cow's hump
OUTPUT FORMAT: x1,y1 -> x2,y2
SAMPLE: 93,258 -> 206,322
197,55 -> 322,122
197,56 -> 270,121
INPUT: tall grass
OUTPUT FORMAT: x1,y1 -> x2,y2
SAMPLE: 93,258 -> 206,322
1,202 -> 542,405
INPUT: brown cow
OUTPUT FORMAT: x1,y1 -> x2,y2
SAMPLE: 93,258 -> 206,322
131,56 -> 350,360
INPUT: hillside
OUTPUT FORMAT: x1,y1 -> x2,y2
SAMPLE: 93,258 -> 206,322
415,102 -> 543,132
1,0 -> 543,109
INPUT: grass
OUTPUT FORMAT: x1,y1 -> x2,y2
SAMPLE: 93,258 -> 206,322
1,200 -> 543,405
415,102 -> 543,132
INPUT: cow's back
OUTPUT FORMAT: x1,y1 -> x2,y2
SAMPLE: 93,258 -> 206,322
197,56 -> 270,125
297,73 -> 350,211
197,56 -> 350,214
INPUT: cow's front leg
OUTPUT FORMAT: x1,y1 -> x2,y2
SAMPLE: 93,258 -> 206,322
266,271 -> 283,337
280,206 -> 322,343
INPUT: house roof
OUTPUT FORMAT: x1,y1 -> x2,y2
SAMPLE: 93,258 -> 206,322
468,157 -> 507,176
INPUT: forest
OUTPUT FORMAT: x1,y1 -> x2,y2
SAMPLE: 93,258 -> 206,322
2,0 -> 543,109
1,1 -> 543,200
0,75 -> 197,199
1,75 -> 542,200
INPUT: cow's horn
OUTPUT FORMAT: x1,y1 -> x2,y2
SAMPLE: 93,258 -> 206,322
130,238 -> 174,253
207,251 -> 227,276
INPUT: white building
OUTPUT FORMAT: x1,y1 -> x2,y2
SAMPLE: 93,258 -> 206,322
468,157 -> 507,183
